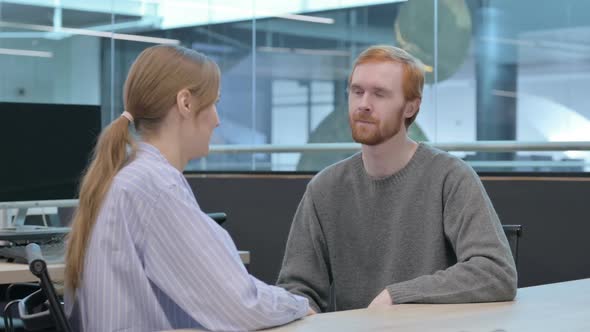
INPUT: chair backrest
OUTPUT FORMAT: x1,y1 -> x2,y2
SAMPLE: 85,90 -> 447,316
24,243 -> 72,332
502,224 -> 523,268
207,212 -> 227,225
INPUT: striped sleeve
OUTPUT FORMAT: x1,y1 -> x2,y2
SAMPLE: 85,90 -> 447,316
143,184 -> 309,331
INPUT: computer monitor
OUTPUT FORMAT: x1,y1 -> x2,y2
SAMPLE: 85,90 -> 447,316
0,102 -> 101,203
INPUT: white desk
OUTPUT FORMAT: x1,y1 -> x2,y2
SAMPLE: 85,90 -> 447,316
0,251 -> 250,285
171,278 -> 590,332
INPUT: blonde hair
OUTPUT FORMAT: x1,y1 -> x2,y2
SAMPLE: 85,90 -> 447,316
349,45 -> 425,128
65,45 -> 220,290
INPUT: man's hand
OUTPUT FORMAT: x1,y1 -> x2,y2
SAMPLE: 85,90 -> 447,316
368,289 -> 393,308
307,308 -> 317,316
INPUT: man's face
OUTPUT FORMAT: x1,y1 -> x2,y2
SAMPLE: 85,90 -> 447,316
348,61 -> 409,146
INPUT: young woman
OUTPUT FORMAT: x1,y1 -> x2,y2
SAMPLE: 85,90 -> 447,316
64,45 -> 310,332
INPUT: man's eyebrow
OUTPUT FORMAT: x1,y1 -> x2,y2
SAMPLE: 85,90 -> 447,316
372,86 -> 392,94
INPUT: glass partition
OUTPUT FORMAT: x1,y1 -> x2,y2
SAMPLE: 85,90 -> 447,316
2,0 -> 589,172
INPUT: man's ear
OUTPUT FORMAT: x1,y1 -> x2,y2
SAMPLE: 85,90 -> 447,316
176,89 -> 193,119
404,98 -> 421,119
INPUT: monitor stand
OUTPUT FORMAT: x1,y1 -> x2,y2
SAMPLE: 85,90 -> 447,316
10,207 -> 62,227
0,200 -> 75,244
1,206 -> 55,227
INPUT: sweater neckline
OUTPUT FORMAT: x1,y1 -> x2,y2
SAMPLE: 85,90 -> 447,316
354,142 -> 428,185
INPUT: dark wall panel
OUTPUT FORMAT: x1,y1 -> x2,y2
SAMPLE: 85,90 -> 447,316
482,178 -> 590,286
188,175 -> 590,287
187,175 -> 310,284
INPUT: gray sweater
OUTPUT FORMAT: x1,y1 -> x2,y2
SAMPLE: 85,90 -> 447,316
277,143 -> 517,312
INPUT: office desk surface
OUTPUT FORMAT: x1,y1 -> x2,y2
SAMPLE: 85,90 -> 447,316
0,261 -> 64,284
0,251 -> 250,285
171,278 -> 590,332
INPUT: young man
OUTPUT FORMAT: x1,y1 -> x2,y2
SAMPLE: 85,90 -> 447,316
277,45 -> 517,313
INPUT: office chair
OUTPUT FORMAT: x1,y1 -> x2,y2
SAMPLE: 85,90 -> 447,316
207,212 -> 227,225
502,224 -> 523,268
1,283 -> 39,331
4,243 -> 72,332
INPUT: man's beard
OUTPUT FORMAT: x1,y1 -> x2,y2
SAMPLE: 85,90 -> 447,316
349,111 -> 403,146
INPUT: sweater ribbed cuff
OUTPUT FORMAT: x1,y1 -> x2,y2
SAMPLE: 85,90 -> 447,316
386,283 -> 423,304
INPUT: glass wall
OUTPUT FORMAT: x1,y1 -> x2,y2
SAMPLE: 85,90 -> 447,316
2,0 -> 589,172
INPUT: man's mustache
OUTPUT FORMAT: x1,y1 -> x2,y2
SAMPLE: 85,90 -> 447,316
352,113 -> 377,123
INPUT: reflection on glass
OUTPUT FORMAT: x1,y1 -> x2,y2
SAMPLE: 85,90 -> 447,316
1,0 -> 589,172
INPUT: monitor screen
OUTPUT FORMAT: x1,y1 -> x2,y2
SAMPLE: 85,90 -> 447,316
0,102 -> 101,202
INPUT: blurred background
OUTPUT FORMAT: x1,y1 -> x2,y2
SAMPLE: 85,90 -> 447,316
1,0 -> 589,173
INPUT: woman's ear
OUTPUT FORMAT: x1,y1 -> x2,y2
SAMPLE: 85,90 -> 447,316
176,89 -> 193,119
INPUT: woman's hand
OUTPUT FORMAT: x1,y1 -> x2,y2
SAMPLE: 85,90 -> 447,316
368,289 -> 393,308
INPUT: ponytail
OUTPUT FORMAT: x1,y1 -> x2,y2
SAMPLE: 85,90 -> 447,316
64,115 -> 136,290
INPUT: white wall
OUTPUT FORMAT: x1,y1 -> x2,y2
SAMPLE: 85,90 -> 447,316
0,35 -> 101,104
417,62 -> 590,144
